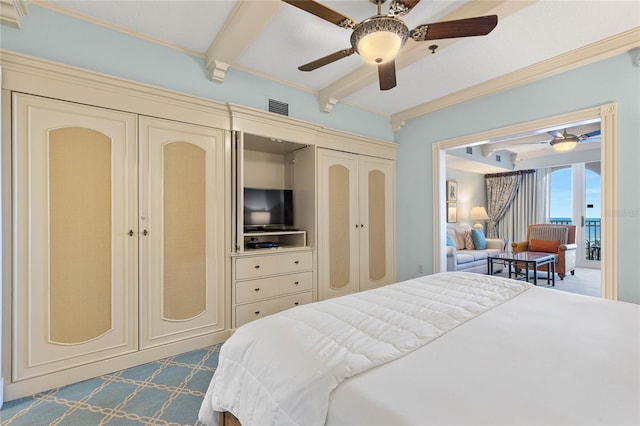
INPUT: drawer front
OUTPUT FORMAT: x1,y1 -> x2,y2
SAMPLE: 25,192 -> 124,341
235,291 -> 313,328
276,252 -> 313,274
235,256 -> 278,280
235,251 -> 312,280
278,291 -> 313,311
235,298 -> 280,327
236,272 -> 313,304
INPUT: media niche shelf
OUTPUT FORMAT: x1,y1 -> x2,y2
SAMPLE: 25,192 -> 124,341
243,230 -> 307,251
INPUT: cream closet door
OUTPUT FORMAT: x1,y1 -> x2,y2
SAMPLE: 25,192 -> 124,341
12,94 -> 138,380
358,156 -> 395,291
139,116 -> 225,349
318,149 -> 360,300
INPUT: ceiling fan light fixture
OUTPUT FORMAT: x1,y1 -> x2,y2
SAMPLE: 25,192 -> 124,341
351,17 -> 408,64
550,129 -> 580,152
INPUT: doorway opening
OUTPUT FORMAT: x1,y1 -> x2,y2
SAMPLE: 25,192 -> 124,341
433,103 -> 618,300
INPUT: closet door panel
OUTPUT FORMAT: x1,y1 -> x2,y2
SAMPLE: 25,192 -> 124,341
13,94 -> 138,380
317,149 -> 359,300
139,116 -> 225,349
358,156 -> 396,291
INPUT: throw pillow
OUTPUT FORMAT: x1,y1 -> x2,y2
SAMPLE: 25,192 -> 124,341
471,228 -> 487,250
463,231 -> 475,250
529,239 -> 560,253
446,232 -> 456,247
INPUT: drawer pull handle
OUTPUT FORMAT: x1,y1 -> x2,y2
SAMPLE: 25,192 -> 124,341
254,311 -> 260,315
294,302 -> 299,306
294,260 -> 299,264
254,288 -> 260,292
254,265 -> 260,269
294,281 -> 299,285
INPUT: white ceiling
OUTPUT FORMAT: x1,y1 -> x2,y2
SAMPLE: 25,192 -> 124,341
44,0 -> 639,118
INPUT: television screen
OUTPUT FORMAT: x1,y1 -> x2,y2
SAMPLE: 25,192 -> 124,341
244,188 -> 293,229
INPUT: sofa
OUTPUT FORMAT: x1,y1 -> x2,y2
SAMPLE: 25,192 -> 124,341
446,225 -> 506,274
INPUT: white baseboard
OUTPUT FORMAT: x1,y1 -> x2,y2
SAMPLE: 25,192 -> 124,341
0,377 -> 4,408
4,331 -> 229,402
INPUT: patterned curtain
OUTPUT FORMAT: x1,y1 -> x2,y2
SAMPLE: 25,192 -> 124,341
484,171 -> 523,238
497,170 -> 537,244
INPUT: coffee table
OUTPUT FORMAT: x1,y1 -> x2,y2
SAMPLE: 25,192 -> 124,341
487,251 -> 556,286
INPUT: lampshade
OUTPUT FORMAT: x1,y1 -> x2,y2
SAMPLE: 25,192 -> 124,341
469,206 -> 489,230
351,17 -> 408,64
550,130 -> 579,152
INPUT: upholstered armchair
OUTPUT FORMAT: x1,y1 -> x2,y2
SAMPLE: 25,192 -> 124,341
512,224 -> 577,280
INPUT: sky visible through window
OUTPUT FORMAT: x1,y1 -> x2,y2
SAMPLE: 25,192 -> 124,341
550,167 -> 601,220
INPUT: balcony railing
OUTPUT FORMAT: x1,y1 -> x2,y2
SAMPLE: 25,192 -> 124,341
550,218 -> 601,261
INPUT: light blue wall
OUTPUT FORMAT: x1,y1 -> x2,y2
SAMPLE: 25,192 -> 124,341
0,5 -> 394,141
396,52 -> 640,304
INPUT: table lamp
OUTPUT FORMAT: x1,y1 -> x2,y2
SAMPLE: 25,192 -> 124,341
470,206 -> 489,230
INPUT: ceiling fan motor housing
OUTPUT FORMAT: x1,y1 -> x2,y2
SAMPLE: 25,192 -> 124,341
351,16 -> 409,64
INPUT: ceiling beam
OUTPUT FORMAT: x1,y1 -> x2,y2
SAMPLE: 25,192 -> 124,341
205,0 -> 283,83
317,0 -> 516,113
0,0 -> 29,28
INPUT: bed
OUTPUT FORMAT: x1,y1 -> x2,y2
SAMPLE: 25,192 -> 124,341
199,272 -> 640,426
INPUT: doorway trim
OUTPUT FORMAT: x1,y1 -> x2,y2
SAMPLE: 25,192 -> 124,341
432,103 -> 618,300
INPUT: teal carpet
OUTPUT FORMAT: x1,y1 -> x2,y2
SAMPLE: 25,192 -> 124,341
0,344 -> 221,425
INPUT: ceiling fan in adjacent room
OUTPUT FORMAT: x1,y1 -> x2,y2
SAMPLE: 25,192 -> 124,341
282,0 -> 498,90
547,129 -> 601,152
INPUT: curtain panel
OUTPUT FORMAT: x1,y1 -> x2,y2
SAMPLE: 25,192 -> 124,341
497,170 -> 539,243
484,170 -> 535,238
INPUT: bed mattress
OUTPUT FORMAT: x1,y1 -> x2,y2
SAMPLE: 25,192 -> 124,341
200,272 -> 640,426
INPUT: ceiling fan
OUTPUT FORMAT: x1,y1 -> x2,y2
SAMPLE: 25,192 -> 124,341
548,129 -> 601,152
282,0 -> 498,90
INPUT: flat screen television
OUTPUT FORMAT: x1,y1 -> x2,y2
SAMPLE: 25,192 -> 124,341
244,187 -> 293,230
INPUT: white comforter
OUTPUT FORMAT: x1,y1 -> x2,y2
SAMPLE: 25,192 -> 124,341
199,272 -> 530,426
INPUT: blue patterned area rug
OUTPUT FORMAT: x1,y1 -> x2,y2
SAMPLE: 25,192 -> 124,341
0,344 -> 221,425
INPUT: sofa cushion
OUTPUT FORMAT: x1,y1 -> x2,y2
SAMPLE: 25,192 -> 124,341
456,253 -> 476,265
464,231 -> 475,250
446,232 -> 456,247
448,225 -> 471,250
530,239 -> 560,253
471,229 -> 487,250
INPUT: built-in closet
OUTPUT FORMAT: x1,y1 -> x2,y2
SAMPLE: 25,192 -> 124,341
2,53 -> 231,400
317,148 -> 396,300
12,93 -> 227,382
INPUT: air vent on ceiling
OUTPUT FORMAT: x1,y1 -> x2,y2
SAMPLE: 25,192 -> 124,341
466,147 -> 473,154
496,154 -> 502,162
268,99 -> 289,116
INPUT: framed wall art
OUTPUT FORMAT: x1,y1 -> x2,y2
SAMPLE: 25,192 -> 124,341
447,202 -> 457,223
446,180 -> 458,201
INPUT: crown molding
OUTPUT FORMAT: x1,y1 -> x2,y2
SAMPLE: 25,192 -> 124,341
0,49 -> 229,129
0,0 -> 28,28
32,1 -> 204,58
391,27 -> 640,132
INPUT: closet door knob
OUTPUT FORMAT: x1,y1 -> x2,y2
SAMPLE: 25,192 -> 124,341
254,265 -> 260,269
294,302 -> 299,306
143,229 -> 148,236
128,230 -> 134,237
254,288 -> 260,292
254,311 -> 260,315
294,281 -> 299,285
294,260 -> 299,265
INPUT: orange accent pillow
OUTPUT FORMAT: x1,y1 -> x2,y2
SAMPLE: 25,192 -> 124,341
529,239 -> 560,253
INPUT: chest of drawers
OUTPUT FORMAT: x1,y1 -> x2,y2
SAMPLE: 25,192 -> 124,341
232,250 -> 314,327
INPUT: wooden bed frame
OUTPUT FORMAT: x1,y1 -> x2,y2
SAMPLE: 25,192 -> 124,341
220,411 -> 241,426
